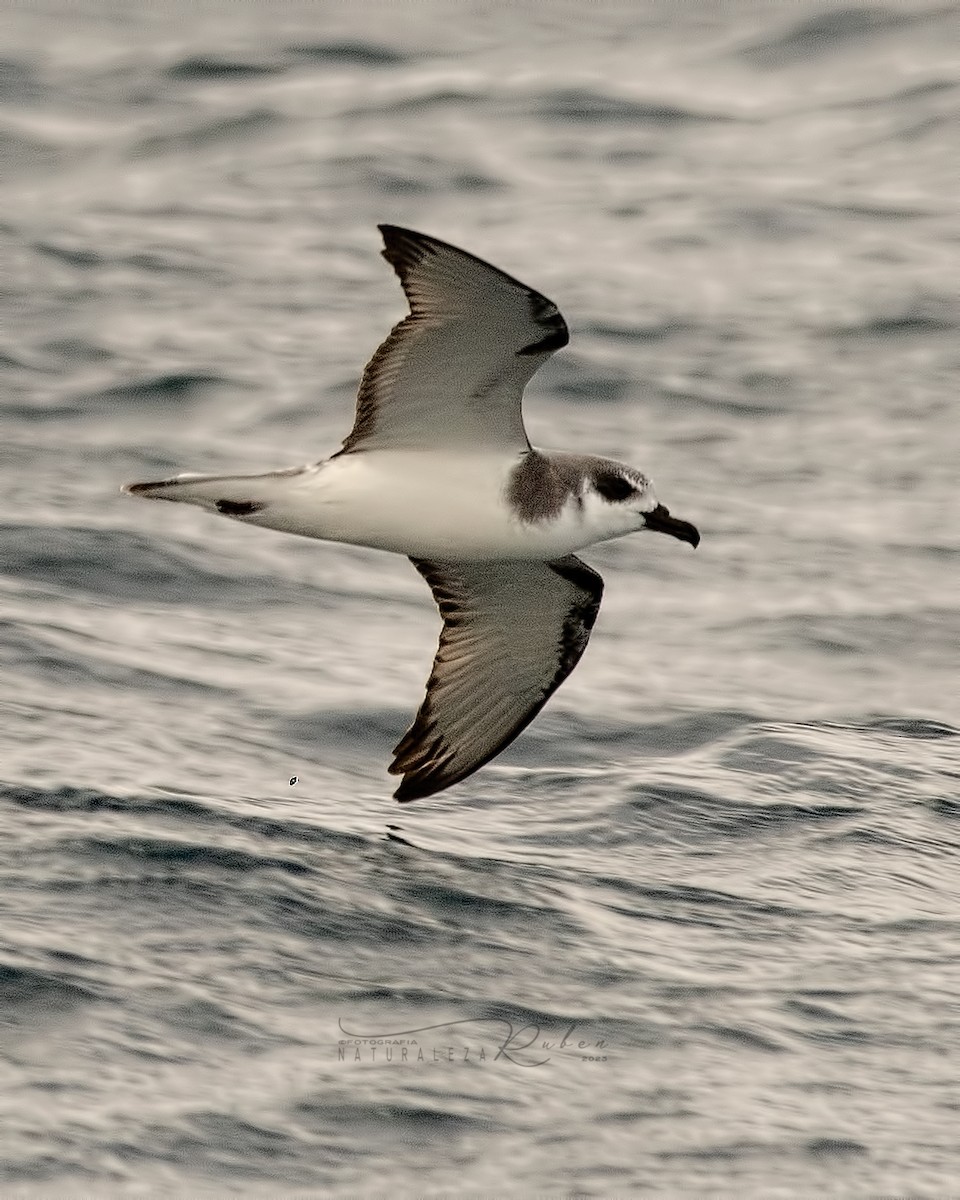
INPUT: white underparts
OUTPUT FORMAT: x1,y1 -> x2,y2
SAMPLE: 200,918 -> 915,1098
129,449 -> 655,561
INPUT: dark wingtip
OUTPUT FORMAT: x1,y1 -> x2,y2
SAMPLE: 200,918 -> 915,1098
378,223 -> 425,250
392,775 -> 437,804
378,224 -> 434,277
390,752 -> 448,803
390,739 -> 456,803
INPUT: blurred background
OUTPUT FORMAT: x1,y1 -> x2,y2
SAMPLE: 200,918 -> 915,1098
1,1 -> 958,1195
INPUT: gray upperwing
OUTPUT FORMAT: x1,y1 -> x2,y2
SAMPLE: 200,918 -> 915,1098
391,555 -> 603,802
338,226 -> 568,455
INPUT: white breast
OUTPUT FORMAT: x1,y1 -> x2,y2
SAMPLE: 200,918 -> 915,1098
257,450 -> 634,561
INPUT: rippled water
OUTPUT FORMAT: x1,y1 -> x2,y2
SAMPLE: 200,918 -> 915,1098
2,1 -> 958,1194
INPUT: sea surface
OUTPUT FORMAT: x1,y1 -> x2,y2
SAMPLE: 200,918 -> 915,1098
1,1 -> 958,1195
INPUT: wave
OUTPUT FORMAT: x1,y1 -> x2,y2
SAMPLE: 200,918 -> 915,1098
737,5 -> 953,68
536,87 -> 737,126
0,523 -> 319,606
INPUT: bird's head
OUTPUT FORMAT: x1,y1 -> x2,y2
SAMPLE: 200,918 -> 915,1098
588,463 -> 700,548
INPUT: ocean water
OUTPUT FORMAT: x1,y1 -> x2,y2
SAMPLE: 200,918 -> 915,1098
1,1 -> 958,1195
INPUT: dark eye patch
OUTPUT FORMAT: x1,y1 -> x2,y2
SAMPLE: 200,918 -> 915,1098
593,471 -> 636,502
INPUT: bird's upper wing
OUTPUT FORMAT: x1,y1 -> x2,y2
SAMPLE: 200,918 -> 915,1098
391,555 -> 603,801
337,225 -> 568,455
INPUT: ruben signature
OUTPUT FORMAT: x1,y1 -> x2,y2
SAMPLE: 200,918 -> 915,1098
337,1017 -> 607,1067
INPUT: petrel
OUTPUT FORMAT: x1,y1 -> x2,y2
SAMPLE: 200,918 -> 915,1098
124,225 -> 700,801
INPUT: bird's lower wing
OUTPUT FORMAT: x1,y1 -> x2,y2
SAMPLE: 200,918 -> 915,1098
391,555 -> 604,802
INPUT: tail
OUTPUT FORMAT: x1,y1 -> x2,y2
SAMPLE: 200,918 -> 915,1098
121,467 -> 304,519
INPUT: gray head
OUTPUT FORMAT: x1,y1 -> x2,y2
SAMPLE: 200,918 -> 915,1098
592,463 -> 696,549
585,458 -> 700,548
508,450 -> 699,547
